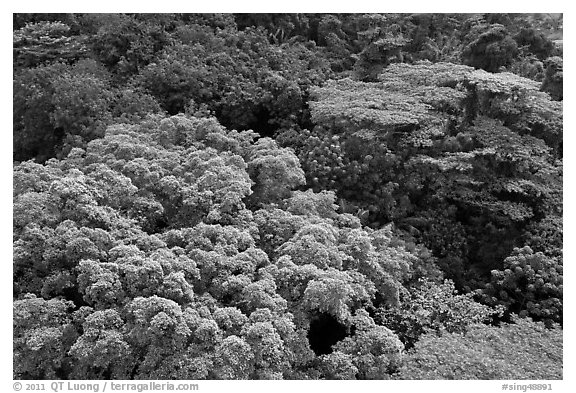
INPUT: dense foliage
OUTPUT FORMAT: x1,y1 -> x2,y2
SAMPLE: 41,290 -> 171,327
282,63 -> 562,306
398,316 -> 562,379
13,13 -> 562,380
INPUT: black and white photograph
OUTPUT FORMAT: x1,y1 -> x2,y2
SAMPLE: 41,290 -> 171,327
9,4 -> 568,390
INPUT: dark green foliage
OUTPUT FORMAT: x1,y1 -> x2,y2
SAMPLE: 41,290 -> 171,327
508,55 -> 545,82
13,60 -> 164,162
14,13 -> 561,164
234,13 -> 313,44
13,64 -> 66,161
136,26 -> 331,132
514,28 -> 555,60
13,14 -> 81,30
283,61 -> 562,308
351,15 -> 410,81
397,316 -> 562,379
522,215 -> 562,259
50,69 -> 114,147
541,56 -> 563,100
85,14 -> 172,80
462,25 -> 519,72
380,279 -> 498,348
13,21 -> 89,68
479,246 -> 562,324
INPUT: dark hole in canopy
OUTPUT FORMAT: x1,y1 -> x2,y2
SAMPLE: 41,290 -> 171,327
307,312 -> 348,355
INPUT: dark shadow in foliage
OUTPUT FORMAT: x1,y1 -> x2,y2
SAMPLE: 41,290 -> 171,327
236,106 -> 276,139
307,312 -> 349,355
61,286 -> 90,309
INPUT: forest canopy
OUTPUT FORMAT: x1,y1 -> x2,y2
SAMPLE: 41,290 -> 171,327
13,13 -> 562,380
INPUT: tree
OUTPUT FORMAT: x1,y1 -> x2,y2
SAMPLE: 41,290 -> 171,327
479,246 -> 562,324
514,28 -> 555,60
380,279 -> 497,348
13,21 -> 88,68
285,62 -> 562,295
303,270 -> 376,325
14,64 -> 65,161
136,24 -> 331,132
14,60 -> 162,162
123,296 -> 192,378
397,316 -> 562,379
462,24 -> 519,72
240,320 -> 290,379
246,138 -> 305,205
68,309 -> 132,379
13,295 -> 76,379
213,335 -> 255,379
86,13 -> 171,80
353,35 -> 409,81
330,310 -> 404,379
540,56 -> 563,100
